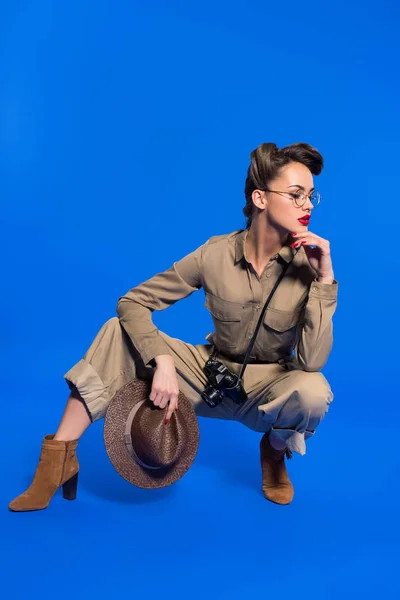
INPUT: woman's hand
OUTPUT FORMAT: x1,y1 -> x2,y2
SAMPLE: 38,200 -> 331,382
149,355 -> 180,423
291,231 -> 334,283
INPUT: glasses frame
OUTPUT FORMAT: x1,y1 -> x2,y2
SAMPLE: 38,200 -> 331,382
265,188 -> 321,208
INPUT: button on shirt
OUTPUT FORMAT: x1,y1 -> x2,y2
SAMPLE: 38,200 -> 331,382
117,229 -> 338,372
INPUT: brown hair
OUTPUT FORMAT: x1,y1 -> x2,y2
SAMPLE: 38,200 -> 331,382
243,142 -> 324,228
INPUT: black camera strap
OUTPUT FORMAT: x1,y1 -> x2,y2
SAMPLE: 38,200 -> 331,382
237,249 -> 298,383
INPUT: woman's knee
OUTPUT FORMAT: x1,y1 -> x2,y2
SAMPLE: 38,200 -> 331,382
289,371 -> 333,417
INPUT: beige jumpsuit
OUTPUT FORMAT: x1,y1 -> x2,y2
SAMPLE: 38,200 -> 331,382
64,230 -> 338,456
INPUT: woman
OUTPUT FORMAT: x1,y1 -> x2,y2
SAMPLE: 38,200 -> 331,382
9,142 -> 338,511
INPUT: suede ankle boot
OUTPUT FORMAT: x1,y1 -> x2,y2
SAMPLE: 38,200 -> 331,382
260,432 -> 294,505
9,435 -> 79,512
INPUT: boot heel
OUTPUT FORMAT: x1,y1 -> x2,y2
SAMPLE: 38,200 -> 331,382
62,472 -> 78,500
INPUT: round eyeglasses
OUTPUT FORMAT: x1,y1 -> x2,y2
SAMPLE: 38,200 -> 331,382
265,189 -> 321,208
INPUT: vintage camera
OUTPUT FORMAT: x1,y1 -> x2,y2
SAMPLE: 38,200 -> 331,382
201,357 -> 248,408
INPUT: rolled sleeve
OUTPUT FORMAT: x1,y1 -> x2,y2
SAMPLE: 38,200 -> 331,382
294,279 -> 338,372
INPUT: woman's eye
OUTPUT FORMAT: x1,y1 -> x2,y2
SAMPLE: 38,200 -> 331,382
291,193 -> 302,200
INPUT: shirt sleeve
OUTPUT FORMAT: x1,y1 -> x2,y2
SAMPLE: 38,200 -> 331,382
294,279 -> 338,372
116,242 -> 206,366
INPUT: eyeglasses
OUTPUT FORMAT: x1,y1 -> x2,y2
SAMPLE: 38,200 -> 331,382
265,189 -> 321,208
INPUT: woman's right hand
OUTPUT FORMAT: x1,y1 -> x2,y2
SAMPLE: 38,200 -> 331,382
149,355 -> 180,423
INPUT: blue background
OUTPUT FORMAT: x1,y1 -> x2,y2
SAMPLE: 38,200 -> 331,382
1,1 -> 399,598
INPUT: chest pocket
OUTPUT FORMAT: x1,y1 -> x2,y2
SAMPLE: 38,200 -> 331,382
258,306 -> 304,354
205,294 -> 243,349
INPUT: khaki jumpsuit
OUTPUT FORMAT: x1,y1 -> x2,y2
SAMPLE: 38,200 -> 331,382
64,229 -> 338,456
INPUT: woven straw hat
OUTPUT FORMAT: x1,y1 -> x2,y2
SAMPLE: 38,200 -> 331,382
103,379 -> 200,489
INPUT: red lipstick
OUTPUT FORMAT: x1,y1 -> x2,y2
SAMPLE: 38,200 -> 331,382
298,215 -> 310,225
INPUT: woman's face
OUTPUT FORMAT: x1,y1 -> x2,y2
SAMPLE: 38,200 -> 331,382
253,161 -> 315,234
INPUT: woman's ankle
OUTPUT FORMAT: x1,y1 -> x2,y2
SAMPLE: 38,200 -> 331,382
53,432 -> 79,442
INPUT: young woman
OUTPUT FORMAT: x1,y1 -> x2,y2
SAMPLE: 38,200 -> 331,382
9,142 -> 337,511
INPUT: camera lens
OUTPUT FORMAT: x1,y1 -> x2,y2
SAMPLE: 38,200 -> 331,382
201,386 -> 224,408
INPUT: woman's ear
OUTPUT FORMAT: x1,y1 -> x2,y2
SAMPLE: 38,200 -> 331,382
251,189 -> 267,211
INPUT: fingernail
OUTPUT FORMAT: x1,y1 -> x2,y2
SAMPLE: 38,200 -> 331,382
164,419 -> 169,425
302,241 -> 307,245
290,243 -> 296,247
292,233 -> 297,237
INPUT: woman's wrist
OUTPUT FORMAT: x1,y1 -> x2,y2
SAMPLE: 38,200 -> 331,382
316,273 -> 334,284
154,354 -> 174,367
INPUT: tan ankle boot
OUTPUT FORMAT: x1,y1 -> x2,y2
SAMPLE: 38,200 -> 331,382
9,435 -> 79,512
260,433 -> 294,505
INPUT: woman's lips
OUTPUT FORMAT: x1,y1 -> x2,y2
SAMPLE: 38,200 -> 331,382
298,217 -> 310,225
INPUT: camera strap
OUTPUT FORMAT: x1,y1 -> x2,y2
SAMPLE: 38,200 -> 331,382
237,249 -> 298,383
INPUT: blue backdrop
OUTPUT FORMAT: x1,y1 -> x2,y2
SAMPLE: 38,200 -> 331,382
1,1 -> 399,598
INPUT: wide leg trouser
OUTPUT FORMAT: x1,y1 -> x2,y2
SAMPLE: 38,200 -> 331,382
64,318 -> 333,456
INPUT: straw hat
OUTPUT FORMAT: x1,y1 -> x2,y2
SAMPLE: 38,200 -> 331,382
104,379 -> 200,489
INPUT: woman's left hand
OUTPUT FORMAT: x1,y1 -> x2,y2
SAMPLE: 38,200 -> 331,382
291,231 -> 335,283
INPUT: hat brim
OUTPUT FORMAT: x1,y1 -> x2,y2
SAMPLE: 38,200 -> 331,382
103,379 -> 200,489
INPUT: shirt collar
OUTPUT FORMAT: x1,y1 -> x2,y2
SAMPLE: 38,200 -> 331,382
234,229 -> 297,265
